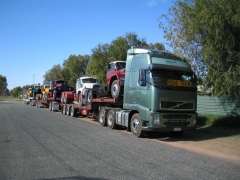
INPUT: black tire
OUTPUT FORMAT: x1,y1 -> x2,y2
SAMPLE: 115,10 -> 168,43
66,105 -> 70,116
64,95 -> 70,104
61,105 -> 65,114
111,80 -> 123,98
70,106 -> 76,117
99,109 -> 107,126
107,110 -> 117,129
49,102 -> 52,111
130,113 -> 145,137
87,90 -> 93,104
78,92 -> 82,106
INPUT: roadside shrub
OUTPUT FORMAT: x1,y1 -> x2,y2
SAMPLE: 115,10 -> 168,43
197,114 -> 240,128
213,116 -> 240,128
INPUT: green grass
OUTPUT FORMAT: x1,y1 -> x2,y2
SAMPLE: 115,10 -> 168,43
197,114 -> 240,128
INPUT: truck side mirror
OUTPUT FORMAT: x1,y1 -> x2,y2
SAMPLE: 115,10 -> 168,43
139,70 -> 146,86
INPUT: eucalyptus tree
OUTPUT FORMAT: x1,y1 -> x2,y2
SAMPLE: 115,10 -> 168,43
43,64 -> 62,85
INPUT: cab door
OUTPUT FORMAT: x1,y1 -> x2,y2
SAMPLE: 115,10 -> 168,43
136,70 -> 150,120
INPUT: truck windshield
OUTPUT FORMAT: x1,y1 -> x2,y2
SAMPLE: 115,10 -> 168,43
150,69 -> 196,90
116,62 -> 126,70
82,78 -> 98,83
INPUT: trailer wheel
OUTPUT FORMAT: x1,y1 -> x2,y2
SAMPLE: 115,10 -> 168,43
107,110 -> 117,129
49,102 -> 52,111
63,105 -> 67,115
66,105 -> 70,116
70,106 -> 76,117
130,113 -> 145,137
51,103 -> 55,111
99,109 -> 107,126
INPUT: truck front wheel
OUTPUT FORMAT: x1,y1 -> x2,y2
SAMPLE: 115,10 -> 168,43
111,80 -> 123,99
131,113 -> 145,137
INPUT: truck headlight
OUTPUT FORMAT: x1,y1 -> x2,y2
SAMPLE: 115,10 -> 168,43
153,113 -> 160,125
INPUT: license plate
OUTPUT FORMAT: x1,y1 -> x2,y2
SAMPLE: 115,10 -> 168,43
174,128 -> 181,131
167,79 -> 192,87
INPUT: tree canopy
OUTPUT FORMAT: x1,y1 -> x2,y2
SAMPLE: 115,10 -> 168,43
159,0 -> 240,98
41,32 -> 164,88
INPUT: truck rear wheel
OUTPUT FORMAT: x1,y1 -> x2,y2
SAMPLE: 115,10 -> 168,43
61,105 -> 65,114
111,80 -> 123,99
131,113 -> 145,137
107,110 -> 117,129
99,109 -> 107,126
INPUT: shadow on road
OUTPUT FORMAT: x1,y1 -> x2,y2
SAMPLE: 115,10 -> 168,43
36,175 -> 108,180
144,125 -> 240,142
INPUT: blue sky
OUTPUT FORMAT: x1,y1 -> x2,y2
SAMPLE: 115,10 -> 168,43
0,0 -> 173,90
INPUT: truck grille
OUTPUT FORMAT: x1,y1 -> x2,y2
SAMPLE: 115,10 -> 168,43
160,101 -> 194,110
162,114 -> 192,127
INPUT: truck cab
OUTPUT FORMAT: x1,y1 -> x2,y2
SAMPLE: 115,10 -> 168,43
123,48 -> 197,136
76,77 -> 101,105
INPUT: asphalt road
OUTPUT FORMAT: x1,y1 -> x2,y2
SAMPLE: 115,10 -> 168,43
0,101 -> 240,180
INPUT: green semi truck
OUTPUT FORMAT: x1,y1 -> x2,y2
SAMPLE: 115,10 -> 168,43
97,48 -> 197,137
